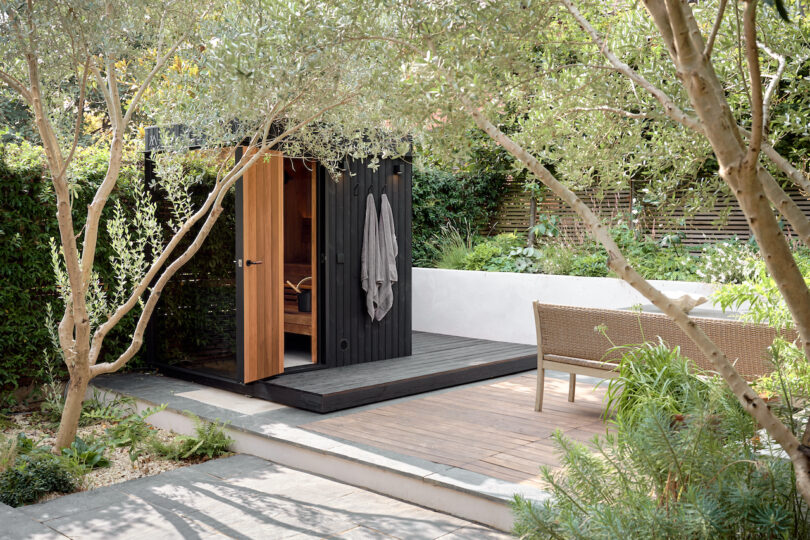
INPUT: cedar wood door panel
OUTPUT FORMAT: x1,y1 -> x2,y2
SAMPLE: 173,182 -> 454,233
243,151 -> 284,382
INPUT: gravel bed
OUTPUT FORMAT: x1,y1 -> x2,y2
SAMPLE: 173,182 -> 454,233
2,412 -> 197,498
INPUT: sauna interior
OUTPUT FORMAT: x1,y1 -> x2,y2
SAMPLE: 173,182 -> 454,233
282,158 -> 317,370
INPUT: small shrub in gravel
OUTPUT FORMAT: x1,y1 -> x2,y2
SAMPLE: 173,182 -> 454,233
0,453 -> 76,507
61,436 -> 111,473
150,415 -> 233,461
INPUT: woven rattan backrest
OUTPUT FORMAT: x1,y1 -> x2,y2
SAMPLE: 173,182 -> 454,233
534,303 -> 784,379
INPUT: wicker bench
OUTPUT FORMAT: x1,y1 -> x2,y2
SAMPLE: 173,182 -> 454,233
532,302 -> 784,412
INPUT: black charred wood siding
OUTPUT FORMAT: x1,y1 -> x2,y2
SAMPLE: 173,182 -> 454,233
319,157 -> 412,367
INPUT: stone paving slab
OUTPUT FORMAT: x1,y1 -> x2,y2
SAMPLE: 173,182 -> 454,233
11,454 -> 509,540
0,502 -> 65,540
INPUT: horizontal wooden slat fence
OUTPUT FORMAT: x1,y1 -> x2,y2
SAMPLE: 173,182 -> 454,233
489,179 -> 809,246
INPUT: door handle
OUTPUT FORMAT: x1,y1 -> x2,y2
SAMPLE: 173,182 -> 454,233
246,259 -> 263,266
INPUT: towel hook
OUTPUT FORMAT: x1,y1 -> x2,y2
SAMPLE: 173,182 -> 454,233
367,184 -> 374,195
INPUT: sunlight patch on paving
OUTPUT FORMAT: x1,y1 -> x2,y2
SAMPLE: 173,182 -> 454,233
176,388 -> 287,415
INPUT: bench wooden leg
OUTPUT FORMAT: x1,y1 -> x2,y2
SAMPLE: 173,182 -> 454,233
535,368 -> 545,412
568,373 -> 576,402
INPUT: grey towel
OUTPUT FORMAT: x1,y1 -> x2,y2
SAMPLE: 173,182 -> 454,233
375,193 -> 398,321
361,193 -> 383,320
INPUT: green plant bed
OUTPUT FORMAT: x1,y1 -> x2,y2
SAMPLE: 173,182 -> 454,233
513,341 -> 810,539
0,402 -> 233,507
426,225 -> 810,285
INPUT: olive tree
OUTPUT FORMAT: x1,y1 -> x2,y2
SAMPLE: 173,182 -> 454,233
346,0 -> 810,503
0,0 -> 406,449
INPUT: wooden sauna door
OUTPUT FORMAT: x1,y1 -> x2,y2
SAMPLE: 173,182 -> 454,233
242,151 -> 284,382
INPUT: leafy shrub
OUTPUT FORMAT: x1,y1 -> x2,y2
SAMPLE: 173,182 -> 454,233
106,404 -> 167,462
514,403 -> 802,539
604,340 -> 712,427
568,252 -> 609,277
149,414 -> 232,461
61,437 -> 110,473
752,339 -> 810,439
0,453 -> 76,507
432,221 -> 475,270
528,212 -> 560,239
694,239 -> 760,284
462,233 -> 523,270
714,257 -> 810,442
505,246 -> 544,273
613,226 -> 696,282
513,344 -> 808,539
755,338 -> 810,401
713,259 -> 806,331
80,391 -> 136,426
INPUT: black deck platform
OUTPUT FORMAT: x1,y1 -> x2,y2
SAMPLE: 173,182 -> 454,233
262,332 -> 536,413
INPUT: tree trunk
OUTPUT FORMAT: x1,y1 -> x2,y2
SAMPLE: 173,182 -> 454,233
528,195 -> 537,247
53,370 -> 90,451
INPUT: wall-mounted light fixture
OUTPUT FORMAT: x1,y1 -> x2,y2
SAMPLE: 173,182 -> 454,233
392,163 -> 402,182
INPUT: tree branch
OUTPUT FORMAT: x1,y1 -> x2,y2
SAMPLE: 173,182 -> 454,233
757,41 -> 786,132
704,0 -> 729,60
760,138 -> 810,194
743,0 -> 763,160
80,56 -> 126,292
564,0 -> 810,249
90,62 -> 113,110
0,68 -> 32,103
16,1 -> 89,366
567,106 -> 652,119
563,0 -> 702,131
60,57 -> 91,178
566,0 -> 810,255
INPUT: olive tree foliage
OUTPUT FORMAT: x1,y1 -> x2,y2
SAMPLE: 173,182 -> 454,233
344,0 -> 810,503
0,0 -> 407,450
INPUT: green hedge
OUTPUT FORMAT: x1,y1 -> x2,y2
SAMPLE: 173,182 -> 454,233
0,142 -> 141,399
411,168 -> 506,266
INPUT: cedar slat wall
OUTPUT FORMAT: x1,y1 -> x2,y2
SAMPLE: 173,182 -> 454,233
321,158 -> 412,368
490,180 -> 809,246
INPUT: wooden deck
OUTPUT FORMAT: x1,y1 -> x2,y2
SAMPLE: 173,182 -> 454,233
304,372 -> 609,488
263,332 -> 536,413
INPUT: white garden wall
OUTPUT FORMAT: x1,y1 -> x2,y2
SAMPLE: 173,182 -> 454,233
412,268 -> 718,345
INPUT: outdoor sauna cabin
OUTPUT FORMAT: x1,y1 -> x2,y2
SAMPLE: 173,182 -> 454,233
143,127 -> 535,412
142,126 -> 412,405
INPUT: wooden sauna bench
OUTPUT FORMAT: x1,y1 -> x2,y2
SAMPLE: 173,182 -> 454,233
284,263 -> 313,336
